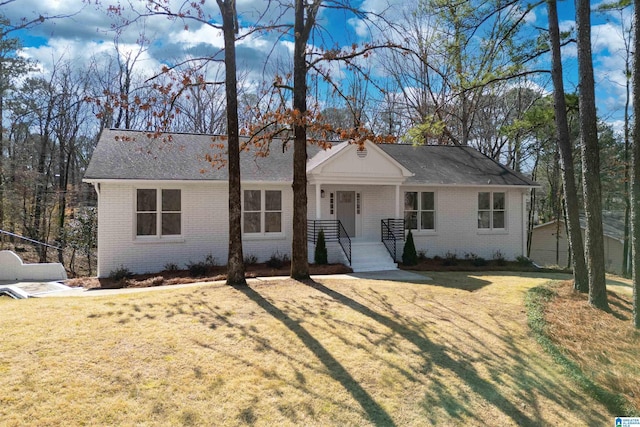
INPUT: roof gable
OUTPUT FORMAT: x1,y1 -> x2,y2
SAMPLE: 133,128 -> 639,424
307,140 -> 413,184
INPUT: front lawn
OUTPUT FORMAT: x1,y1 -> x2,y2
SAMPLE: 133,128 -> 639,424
0,272 -> 612,426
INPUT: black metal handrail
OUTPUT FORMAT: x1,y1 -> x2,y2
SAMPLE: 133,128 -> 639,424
381,218 -> 405,261
308,220 -> 351,265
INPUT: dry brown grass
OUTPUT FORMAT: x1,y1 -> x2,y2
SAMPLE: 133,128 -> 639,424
544,280 -> 640,411
0,272 -> 611,426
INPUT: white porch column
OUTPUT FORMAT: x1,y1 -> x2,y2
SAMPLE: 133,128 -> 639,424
395,185 -> 400,218
316,183 -> 322,220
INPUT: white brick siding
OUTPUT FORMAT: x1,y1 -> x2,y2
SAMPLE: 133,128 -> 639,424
307,184 -> 528,263
96,181 -> 292,277
97,180 -> 528,276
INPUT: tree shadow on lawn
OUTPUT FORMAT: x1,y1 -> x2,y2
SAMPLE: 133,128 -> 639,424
88,277 -> 605,425
238,279 -> 537,425
302,279 -> 605,426
233,284 -> 397,427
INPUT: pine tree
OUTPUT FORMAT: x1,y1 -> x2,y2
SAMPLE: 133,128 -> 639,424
314,229 -> 328,265
402,229 -> 418,266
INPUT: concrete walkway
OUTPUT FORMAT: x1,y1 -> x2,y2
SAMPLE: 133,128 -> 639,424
0,281 -> 75,299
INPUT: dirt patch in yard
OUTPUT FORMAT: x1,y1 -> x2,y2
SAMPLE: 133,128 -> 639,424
65,262 -> 353,290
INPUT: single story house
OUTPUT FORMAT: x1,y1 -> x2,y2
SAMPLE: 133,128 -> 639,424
84,129 -> 538,277
530,211 -> 627,274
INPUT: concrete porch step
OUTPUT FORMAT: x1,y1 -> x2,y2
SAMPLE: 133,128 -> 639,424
349,242 -> 398,273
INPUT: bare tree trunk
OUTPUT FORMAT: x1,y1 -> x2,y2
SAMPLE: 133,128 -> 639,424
290,0 -> 319,280
631,0 -> 640,328
217,0 -> 246,286
575,0 -> 608,310
548,0 -> 588,292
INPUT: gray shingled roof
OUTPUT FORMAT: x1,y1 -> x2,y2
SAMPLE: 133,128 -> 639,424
84,129 -> 314,182
85,129 -> 537,187
378,144 -> 537,186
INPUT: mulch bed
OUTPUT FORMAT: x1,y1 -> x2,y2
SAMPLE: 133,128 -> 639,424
65,262 -> 353,290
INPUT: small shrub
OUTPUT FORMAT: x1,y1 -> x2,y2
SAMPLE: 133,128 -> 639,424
186,261 -> 208,278
314,229 -> 328,265
417,250 -> 428,261
203,254 -> 217,267
109,265 -> 132,281
442,251 -> 458,266
472,256 -> 488,267
244,254 -> 258,265
402,230 -> 418,266
164,262 -> 180,271
493,250 -> 507,266
516,255 -> 533,267
185,254 -> 216,278
266,251 -> 289,269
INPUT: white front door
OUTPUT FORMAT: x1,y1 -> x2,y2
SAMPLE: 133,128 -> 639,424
336,191 -> 356,237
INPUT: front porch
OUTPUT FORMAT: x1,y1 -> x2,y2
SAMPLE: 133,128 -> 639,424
307,218 -> 405,272
305,140 -> 414,272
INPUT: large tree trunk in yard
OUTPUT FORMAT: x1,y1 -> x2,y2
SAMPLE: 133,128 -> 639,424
548,0 -> 588,292
289,0 -> 321,280
217,0 -> 246,286
575,0 -> 608,310
631,0 -> 640,328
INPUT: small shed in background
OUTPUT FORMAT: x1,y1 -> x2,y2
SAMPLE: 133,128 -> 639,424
529,211 -> 626,275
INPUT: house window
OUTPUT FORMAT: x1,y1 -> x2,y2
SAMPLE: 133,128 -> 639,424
356,193 -> 361,214
404,191 -> 435,231
136,189 -> 181,237
478,192 -> 505,229
243,189 -> 282,234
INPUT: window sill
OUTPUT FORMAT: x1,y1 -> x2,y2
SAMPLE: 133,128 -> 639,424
477,229 -> 508,235
407,230 -> 438,236
243,232 -> 286,241
134,236 -> 185,244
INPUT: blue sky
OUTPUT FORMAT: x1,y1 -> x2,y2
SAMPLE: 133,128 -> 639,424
2,0 -> 632,132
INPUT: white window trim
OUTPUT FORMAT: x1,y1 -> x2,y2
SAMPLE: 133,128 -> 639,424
477,191 -> 507,233
404,191 -> 437,234
242,189 -> 285,238
134,188 -> 183,242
